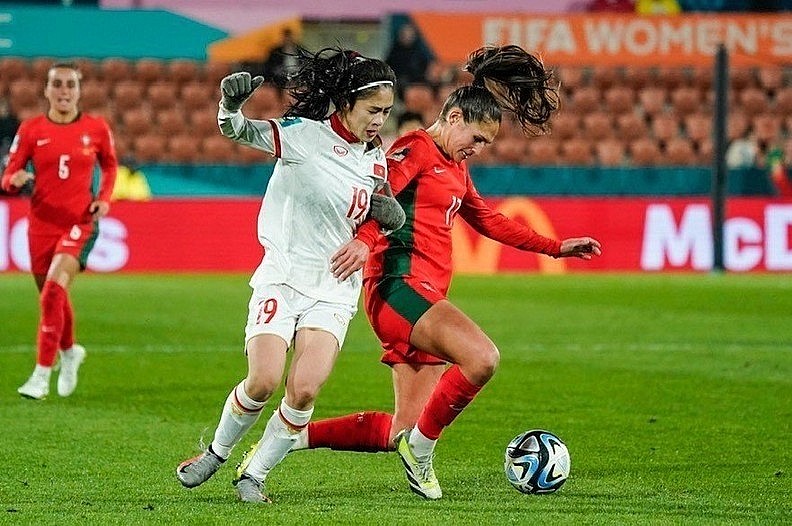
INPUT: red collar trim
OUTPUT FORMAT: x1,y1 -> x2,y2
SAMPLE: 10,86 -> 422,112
330,112 -> 360,144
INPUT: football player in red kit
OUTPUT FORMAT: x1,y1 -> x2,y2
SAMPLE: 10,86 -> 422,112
1,62 -> 117,400
295,46 -> 602,499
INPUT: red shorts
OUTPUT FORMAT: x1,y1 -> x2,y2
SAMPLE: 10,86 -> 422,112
28,222 -> 98,275
363,276 -> 447,366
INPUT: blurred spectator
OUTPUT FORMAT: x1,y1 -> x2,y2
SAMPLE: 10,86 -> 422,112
586,0 -> 637,11
767,147 -> 792,197
112,155 -> 152,201
0,97 -> 20,154
636,0 -> 682,13
726,134 -> 759,169
385,22 -> 432,93
262,28 -> 301,83
396,111 -> 424,135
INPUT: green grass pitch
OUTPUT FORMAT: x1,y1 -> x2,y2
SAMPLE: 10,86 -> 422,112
1,273 -> 790,524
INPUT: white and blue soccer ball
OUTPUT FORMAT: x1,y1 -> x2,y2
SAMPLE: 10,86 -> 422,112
504,429 -> 570,494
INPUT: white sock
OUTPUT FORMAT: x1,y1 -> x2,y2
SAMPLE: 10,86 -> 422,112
211,380 -> 266,459
243,399 -> 313,482
408,426 -> 437,461
33,364 -> 52,380
290,428 -> 309,451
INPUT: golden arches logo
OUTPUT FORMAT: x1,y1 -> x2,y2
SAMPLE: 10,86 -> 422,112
451,198 -> 566,274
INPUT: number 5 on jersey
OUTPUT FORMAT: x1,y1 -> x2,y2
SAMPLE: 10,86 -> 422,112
58,154 -> 70,179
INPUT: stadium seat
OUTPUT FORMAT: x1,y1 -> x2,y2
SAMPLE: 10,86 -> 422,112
568,86 -> 600,113
550,112 -> 579,140
237,143 -> 274,164
75,59 -> 98,80
739,87 -> 769,116
595,138 -> 626,166
603,86 -> 635,115
591,66 -> 621,90
492,136 -> 528,164
753,114 -> 782,145
615,113 -> 648,141
204,62 -> 233,85
121,107 -> 153,135
665,137 -> 697,166
582,112 -> 613,140
30,57 -> 55,82
775,87 -> 792,116
135,58 -> 166,84
655,66 -> 686,90
79,81 -> 110,112
168,59 -> 201,84
629,138 -> 661,166
638,87 -> 667,117
560,138 -> 593,165
181,81 -> 215,111
133,134 -> 166,163
623,67 -> 651,90
690,65 -> 713,91
100,57 -> 133,83
201,135 -> 236,163
113,80 -> 145,111
651,114 -> 680,142
526,137 -> 559,165
757,66 -> 784,93
697,138 -> 713,164
245,83 -> 283,116
684,113 -> 712,144
147,81 -> 179,110
0,57 -> 29,81
403,84 -> 435,114
189,109 -> 220,137
113,134 -> 132,160
156,107 -> 186,136
729,67 -> 755,91
9,79 -> 39,112
670,87 -> 700,115
727,111 -> 750,141
167,134 -> 199,163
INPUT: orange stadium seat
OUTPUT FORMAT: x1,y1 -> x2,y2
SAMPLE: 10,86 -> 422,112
638,87 -> 667,117
775,87 -> 792,116
651,114 -> 680,143
560,138 -> 593,165
168,59 -> 201,84
753,114 -> 782,145
757,66 -> 784,92
201,135 -> 236,163
596,138 -> 626,166
113,80 -> 145,111
591,66 -> 621,90
121,107 -> 153,136
9,79 -> 39,112
75,59 -> 98,80
727,111 -> 750,141
147,81 -> 179,110
0,57 -> 29,81
623,67 -> 651,90
729,67 -> 755,91
492,136 -> 528,164
557,66 -> 586,92
156,107 -> 186,136
189,109 -> 220,137
181,81 -> 215,111
167,134 -> 198,163
135,58 -> 166,84
133,134 -> 166,163
29,57 -> 55,82
603,86 -> 635,115
113,134 -> 132,160
739,87 -> 769,116
582,112 -> 613,141
665,138 -> 697,166
684,113 -> 712,144
671,87 -> 700,115
655,66 -> 686,90
550,112 -> 579,140
79,81 -> 110,112
526,137 -> 559,165
568,86 -> 600,113
629,138 -> 661,166
697,138 -> 713,164
403,84 -> 435,114
100,58 -> 133,83
615,113 -> 648,141
245,83 -> 283,116
689,65 -> 713,91
204,62 -> 233,85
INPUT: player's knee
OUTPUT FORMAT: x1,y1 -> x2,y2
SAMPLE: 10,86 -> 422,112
287,382 -> 320,409
244,373 -> 278,402
471,344 -> 500,384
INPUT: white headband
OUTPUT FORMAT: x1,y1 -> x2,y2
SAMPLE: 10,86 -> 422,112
351,80 -> 394,93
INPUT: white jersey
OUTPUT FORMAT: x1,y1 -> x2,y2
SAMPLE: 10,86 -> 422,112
218,105 -> 387,307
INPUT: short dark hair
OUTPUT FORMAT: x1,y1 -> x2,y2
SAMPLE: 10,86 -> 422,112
397,111 -> 423,128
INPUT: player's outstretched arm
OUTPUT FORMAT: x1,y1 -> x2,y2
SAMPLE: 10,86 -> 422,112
558,237 -> 602,260
368,182 -> 405,232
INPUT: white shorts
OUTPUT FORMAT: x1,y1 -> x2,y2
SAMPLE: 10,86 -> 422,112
244,282 -> 357,350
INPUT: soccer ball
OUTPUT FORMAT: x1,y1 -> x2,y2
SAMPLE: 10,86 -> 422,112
504,429 -> 570,494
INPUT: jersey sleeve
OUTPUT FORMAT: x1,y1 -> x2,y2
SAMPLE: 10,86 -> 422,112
1,120 -> 33,194
217,105 -> 312,162
96,118 -> 118,202
458,172 -> 562,257
385,133 -> 428,195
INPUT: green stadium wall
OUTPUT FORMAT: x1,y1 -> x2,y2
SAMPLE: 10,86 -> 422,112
138,164 -> 777,197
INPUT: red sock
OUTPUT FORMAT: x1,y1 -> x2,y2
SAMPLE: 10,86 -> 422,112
307,411 -> 393,452
37,281 -> 67,367
59,295 -> 74,350
416,365 -> 482,440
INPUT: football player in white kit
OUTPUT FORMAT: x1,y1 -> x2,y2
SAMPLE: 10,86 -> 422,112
176,48 -> 403,503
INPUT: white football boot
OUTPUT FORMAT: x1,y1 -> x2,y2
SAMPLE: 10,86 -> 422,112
57,344 -> 86,397
18,370 -> 50,400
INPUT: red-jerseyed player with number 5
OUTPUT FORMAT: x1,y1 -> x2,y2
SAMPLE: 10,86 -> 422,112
1,62 -> 117,400
292,46 -> 602,500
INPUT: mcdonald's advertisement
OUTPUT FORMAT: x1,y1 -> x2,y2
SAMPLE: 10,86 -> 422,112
411,13 -> 792,67
1,197 -> 790,273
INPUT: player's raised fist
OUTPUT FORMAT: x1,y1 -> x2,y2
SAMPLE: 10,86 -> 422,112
220,72 -> 265,112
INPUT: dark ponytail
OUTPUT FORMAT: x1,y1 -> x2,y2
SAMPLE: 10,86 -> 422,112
441,45 -> 559,136
278,47 -> 396,121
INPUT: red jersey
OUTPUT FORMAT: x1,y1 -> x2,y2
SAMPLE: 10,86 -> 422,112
1,113 -> 117,235
358,130 -> 561,293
